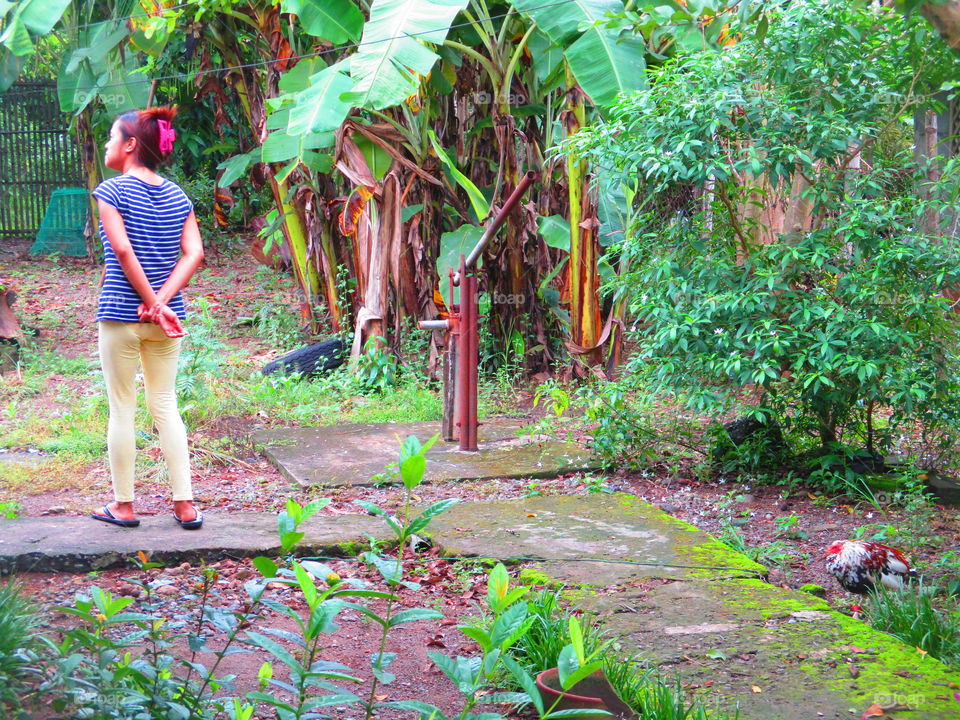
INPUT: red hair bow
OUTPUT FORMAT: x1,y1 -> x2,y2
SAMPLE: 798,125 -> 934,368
157,119 -> 176,153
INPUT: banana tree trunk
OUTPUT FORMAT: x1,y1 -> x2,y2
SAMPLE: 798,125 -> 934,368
74,109 -> 101,253
228,55 -> 320,329
564,70 -> 602,366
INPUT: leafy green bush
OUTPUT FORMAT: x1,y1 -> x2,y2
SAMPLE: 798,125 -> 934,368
355,337 -> 398,394
0,581 -> 42,714
565,0 -> 960,466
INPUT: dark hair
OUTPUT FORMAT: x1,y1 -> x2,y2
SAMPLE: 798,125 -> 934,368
115,105 -> 178,170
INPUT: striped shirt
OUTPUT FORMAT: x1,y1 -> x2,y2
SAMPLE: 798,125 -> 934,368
92,175 -> 194,323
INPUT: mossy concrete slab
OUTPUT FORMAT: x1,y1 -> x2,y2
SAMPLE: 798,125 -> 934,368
582,578 -> 960,720
0,513 -> 391,574
429,493 -> 766,584
251,418 -> 599,488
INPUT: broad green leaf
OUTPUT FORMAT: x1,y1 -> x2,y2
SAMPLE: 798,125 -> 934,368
0,17 -> 31,56
363,551 -> 402,584
245,632 -> 302,672
399,453 -> 426,489
491,602 -> 529,649
407,498 -> 459,535
427,652 -> 480,694
282,0 -> 363,43
355,134 -> 392,181
0,48 -> 23,91
528,29 -> 563,83
566,27 -> 647,111
429,128 -> 489,223
0,1 -> 15,21
287,65 -> 354,135
596,178 -> 629,248
378,700 -> 449,720
262,131 -> 303,163
538,214 -> 570,251
502,656 -> 543,715
556,644 -> 579,688
569,616 -> 585,662
278,57 -> 327,94
437,224 -> 484,305
485,563 -> 510,612
510,0 -> 622,45
252,556 -> 278,579
301,150 -> 333,173
217,152 -> 254,187
17,0 -> 71,35
388,608 -> 443,627
458,625 -> 492,653
294,562 -> 318,607
346,0 -> 469,110
101,55 -> 151,116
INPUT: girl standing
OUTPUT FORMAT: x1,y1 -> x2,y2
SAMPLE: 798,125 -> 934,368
90,106 -> 205,529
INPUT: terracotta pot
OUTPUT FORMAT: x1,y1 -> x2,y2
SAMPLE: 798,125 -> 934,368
535,667 -> 637,719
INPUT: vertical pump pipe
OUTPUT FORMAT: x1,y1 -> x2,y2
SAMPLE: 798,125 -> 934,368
420,171 -> 537,451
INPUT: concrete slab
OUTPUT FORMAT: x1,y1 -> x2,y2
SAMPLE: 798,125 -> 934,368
0,513 -> 390,573
1,493 -> 956,719
584,578 -> 960,719
251,418 -> 599,488
429,493 -> 766,584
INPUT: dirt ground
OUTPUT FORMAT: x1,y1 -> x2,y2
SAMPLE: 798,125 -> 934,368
3,238 -> 960,717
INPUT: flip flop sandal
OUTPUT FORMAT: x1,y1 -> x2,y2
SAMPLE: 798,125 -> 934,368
173,511 -> 203,530
91,505 -> 140,528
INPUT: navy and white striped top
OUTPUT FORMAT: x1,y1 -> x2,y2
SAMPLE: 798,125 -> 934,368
92,175 -> 194,323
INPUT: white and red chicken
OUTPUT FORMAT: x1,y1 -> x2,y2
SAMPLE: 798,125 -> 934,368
823,540 -> 914,594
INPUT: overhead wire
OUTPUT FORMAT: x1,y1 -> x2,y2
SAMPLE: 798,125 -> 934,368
9,0 -> 582,99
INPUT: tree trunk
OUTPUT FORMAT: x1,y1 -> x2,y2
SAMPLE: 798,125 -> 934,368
563,68 -> 602,367
920,1 -> 960,52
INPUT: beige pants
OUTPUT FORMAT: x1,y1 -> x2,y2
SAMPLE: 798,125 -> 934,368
98,321 -> 192,502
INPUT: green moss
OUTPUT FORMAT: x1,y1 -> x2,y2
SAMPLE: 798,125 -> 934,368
799,583 -> 827,598
791,612 -> 960,716
518,567 -> 561,587
335,540 -> 363,557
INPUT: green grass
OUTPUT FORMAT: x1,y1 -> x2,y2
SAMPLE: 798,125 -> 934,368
603,658 -> 739,720
865,585 -> 960,669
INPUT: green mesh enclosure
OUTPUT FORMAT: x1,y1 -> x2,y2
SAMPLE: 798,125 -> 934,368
31,188 -> 90,257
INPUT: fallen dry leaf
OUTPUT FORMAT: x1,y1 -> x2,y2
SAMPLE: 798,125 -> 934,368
860,703 -> 884,719
751,686 -> 761,693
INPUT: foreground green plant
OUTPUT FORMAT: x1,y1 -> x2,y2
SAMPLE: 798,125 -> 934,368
603,657 -> 737,720
0,581 -> 43,716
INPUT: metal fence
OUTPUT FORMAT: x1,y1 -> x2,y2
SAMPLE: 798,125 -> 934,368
0,81 -> 84,239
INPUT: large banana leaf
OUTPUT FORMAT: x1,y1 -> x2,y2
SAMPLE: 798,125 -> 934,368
511,0 -> 646,112
566,29 -> 646,109
286,64 -> 355,135
0,0 -> 71,56
57,21 -> 130,113
345,0 -> 469,110
102,55 -> 151,116
510,0 -> 621,45
281,0 -> 363,44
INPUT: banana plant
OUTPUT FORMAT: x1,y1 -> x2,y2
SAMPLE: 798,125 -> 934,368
0,0 -> 73,90
508,0 -> 648,367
